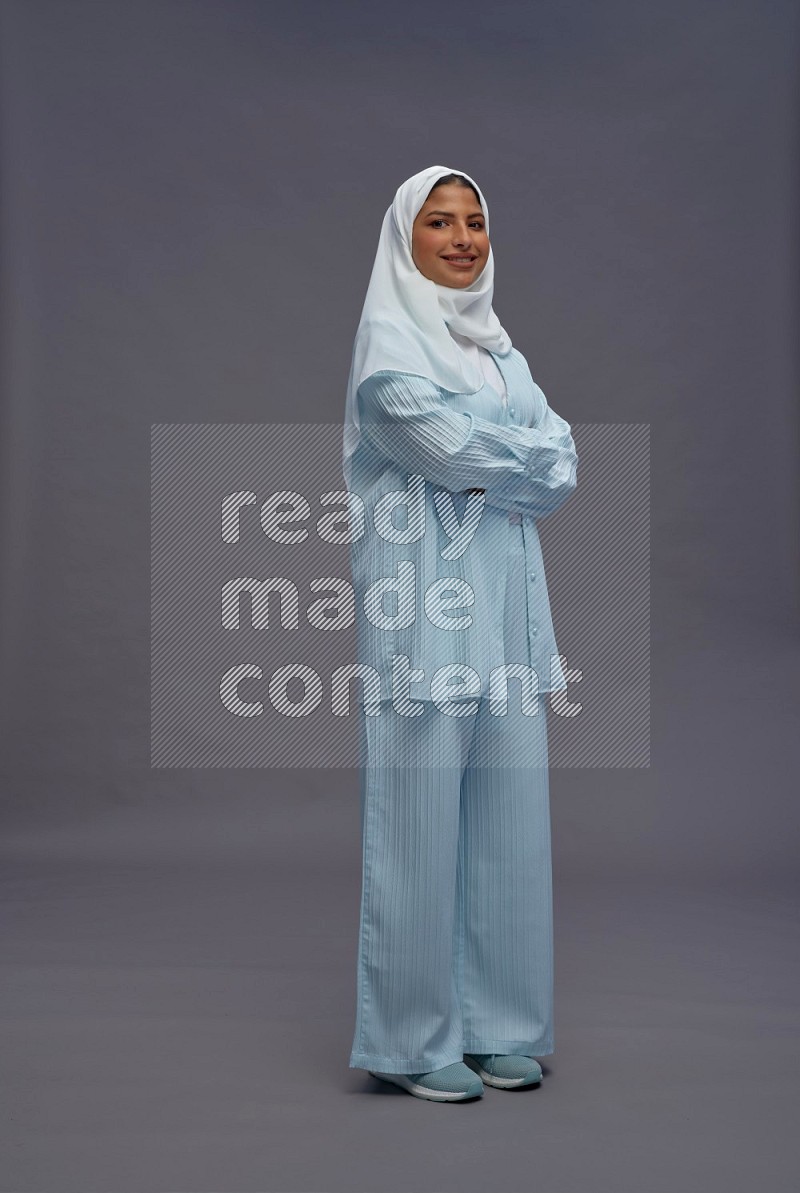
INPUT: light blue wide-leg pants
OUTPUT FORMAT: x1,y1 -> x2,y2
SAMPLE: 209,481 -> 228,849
349,521 -> 554,1074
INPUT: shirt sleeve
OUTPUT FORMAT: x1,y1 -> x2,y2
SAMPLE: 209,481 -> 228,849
481,378 -> 579,519
357,369 -> 578,520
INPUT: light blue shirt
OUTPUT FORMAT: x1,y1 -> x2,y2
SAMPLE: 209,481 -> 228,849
348,346 -> 579,704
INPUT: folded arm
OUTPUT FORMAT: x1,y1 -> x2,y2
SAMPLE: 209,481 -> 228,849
357,369 -> 578,520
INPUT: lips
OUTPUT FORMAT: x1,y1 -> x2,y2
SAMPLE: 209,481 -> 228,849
441,255 -> 478,268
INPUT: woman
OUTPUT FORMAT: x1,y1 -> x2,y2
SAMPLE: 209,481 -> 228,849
342,165 -> 578,1102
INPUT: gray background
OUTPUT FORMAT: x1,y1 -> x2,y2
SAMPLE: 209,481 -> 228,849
0,1 -> 798,1190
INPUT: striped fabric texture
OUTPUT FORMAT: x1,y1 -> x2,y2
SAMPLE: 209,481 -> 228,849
347,347 -> 576,1072
348,347 -> 579,703
350,519 -> 554,1072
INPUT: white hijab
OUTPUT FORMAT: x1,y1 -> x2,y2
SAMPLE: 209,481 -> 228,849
342,164 -> 512,488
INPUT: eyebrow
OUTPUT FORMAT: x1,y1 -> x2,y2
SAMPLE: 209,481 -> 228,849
426,210 -> 485,219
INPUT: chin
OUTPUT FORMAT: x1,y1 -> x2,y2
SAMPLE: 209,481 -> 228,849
438,272 -> 476,289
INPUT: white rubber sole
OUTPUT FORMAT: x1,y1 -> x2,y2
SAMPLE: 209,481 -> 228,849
462,1055 -> 543,1088
368,1070 -> 484,1102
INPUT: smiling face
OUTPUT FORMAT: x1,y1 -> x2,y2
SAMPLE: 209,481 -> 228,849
411,181 -> 489,288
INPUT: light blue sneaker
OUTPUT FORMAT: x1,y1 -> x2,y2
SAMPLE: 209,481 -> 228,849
368,1061 -> 484,1102
463,1053 -> 543,1089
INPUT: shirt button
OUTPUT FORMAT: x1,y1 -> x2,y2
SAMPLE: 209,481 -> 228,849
524,515 -> 533,525
528,570 -> 536,581
508,406 -> 516,417
531,627 -> 539,637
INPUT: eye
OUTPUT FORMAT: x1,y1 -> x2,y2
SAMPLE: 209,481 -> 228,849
429,219 -> 486,230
